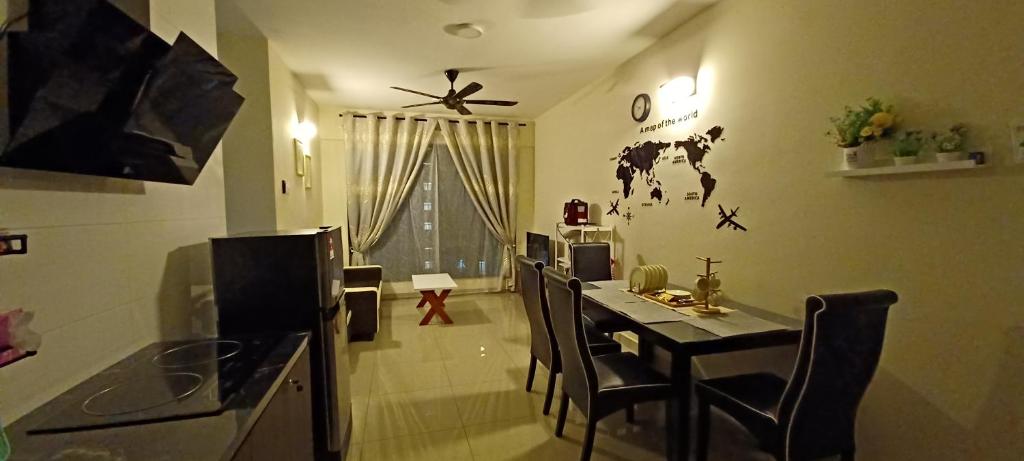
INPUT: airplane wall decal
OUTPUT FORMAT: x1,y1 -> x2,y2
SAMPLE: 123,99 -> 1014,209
716,205 -> 747,231
607,199 -> 621,216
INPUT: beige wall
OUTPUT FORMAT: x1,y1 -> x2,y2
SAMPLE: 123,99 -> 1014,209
217,0 -> 323,233
269,46 -> 322,230
318,107 -> 349,264
0,0 -> 225,423
217,0 -> 277,234
533,0 -> 1023,459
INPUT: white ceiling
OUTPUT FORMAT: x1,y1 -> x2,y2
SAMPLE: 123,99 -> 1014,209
233,0 -> 716,118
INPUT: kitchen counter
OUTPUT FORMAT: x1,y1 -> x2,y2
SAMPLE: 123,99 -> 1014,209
6,334 -> 309,461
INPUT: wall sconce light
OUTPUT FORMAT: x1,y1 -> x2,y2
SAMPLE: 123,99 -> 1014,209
293,120 -> 318,143
659,76 -> 696,106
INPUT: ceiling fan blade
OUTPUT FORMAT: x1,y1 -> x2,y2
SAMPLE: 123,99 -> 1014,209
464,100 -> 519,106
402,102 -> 443,108
454,82 -> 483,100
390,86 -> 443,99
456,105 -> 473,116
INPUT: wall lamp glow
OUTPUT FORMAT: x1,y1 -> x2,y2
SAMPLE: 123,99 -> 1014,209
292,120 -> 318,143
659,76 -> 696,106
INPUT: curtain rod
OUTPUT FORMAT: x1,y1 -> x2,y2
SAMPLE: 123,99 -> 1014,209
341,113 -> 528,127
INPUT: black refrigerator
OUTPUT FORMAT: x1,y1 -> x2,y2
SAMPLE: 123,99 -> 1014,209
211,227 -> 351,461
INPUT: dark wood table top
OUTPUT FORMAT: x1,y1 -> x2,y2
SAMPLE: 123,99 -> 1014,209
581,282 -> 803,356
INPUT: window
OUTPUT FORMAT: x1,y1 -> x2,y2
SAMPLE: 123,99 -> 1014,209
366,135 -> 502,289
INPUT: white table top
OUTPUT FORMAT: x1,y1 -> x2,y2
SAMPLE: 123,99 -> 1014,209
412,273 -> 458,291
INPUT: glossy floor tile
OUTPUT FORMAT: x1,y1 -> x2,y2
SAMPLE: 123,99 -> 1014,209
362,386 -> 462,441
346,293 -> 765,461
360,429 -> 474,461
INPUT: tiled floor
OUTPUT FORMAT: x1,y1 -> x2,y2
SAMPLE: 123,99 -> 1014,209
345,293 -> 768,461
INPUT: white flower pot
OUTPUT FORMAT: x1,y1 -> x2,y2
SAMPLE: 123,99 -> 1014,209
936,151 -> 963,162
893,156 -> 918,166
842,145 -> 873,169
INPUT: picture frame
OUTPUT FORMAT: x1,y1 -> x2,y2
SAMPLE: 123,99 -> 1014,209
294,139 -> 308,176
303,155 -> 313,189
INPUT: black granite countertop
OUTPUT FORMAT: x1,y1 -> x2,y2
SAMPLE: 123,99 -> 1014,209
6,333 -> 309,461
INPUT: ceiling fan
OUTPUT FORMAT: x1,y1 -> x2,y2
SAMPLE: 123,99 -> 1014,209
390,69 -> 518,115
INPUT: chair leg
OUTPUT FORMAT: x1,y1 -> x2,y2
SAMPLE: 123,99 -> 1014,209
543,370 -> 557,415
526,355 -> 537,392
696,399 -> 711,461
555,391 -> 570,437
625,405 -> 635,424
841,449 -> 856,461
580,415 -> 598,461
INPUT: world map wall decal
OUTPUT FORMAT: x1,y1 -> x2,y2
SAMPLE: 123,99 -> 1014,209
610,125 -> 746,232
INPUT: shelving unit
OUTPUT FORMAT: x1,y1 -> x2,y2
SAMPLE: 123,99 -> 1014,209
826,159 -> 983,178
554,223 -> 615,275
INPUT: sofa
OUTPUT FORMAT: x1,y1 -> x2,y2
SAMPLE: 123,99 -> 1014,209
344,265 -> 382,342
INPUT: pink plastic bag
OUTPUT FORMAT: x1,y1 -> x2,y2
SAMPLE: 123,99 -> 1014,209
0,309 -> 13,350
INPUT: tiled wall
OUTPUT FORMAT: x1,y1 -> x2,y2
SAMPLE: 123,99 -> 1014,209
0,0 -> 225,423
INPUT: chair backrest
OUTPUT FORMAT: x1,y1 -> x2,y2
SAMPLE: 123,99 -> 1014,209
516,255 -> 557,369
570,242 -> 612,282
777,290 -> 898,460
542,267 -> 598,415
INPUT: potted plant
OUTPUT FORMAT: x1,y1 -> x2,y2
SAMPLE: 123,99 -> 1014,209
826,98 -> 896,168
892,130 -> 926,166
932,124 -> 967,162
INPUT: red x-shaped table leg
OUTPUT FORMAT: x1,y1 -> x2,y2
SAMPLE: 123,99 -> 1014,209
418,289 -> 453,325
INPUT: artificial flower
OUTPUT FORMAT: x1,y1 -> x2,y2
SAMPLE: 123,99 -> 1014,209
870,112 -> 894,129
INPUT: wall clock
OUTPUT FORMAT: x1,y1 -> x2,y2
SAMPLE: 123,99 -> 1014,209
631,93 -> 651,122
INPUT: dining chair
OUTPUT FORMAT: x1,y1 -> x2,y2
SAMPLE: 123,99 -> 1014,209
517,256 -> 622,416
695,290 -> 898,461
543,266 -> 674,461
566,243 -> 633,334
569,242 -> 612,281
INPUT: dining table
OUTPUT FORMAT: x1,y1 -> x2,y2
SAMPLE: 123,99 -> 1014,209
580,280 -> 803,461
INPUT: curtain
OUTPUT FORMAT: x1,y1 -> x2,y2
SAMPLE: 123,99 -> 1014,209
437,119 -> 519,289
364,137 -> 503,294
342,113 -> 438,264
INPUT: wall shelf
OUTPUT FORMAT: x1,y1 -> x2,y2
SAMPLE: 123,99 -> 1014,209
826,159 -> 983,178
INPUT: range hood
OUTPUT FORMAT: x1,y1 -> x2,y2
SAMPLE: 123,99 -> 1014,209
0,0 -> 244,185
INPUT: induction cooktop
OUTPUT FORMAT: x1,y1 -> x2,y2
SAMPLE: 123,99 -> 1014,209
29,336 -> 283,434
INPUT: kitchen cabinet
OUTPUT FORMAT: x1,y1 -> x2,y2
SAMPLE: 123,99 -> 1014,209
232,344 -> 313,461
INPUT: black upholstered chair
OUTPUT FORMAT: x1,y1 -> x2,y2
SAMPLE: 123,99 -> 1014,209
695,290 -> 898,461
569,242 -> 612,282
344,265 -> 382,342
543,267 -> 674,461
517,256 -> 622,416
568,242 -> 633,334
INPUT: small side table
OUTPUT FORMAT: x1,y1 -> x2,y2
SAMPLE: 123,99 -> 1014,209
411,273 -> 458,325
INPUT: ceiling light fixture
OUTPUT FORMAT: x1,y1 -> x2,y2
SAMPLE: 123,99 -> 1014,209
443,23 -> 484,39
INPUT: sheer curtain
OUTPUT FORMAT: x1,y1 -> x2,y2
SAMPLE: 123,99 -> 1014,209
342,113 -> 437,264
437,120 -> 519,290
365,133 -> 503,294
